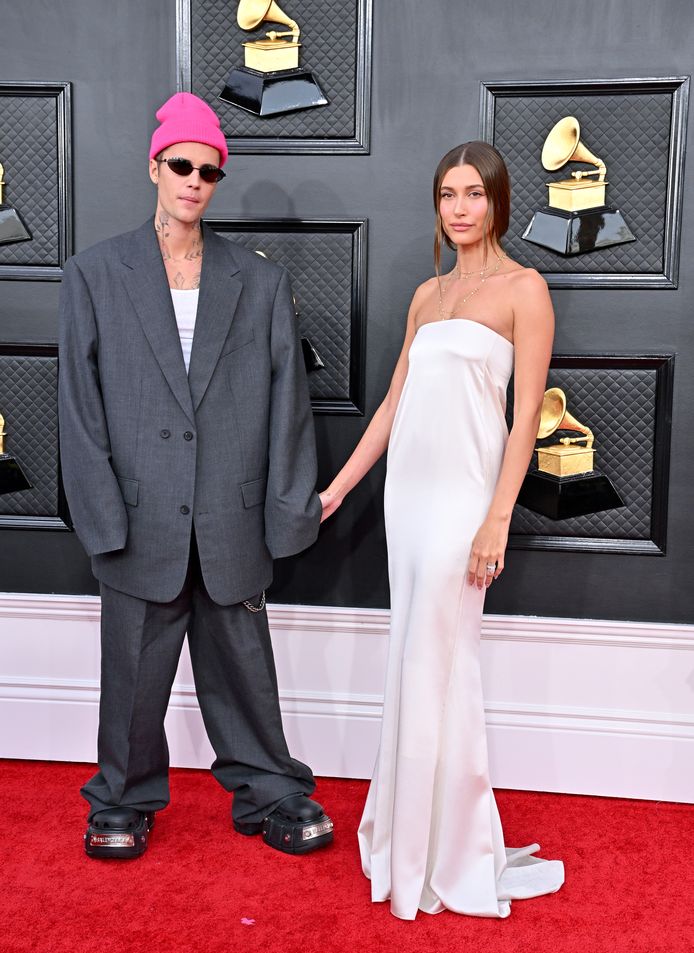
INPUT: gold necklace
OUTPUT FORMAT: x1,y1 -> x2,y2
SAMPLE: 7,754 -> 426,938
438,255 -> 506,320
456,259 -> 498,280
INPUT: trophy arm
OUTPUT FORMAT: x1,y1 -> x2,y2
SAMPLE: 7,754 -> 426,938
570,148 -> 606,183
558,423 -> 595,449
265,22 -> 300,40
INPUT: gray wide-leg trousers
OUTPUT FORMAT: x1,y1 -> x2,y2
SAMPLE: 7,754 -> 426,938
82,537 -> 315,823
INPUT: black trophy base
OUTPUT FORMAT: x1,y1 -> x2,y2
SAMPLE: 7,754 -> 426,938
301,337 -> 325,372
0,454 -> 32,495
516,470 -> 625,520
220,66 -> 328,117
0,204 -> 32,246
522,205 -> 635,256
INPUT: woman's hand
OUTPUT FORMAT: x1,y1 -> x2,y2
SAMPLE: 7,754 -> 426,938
319,489 -> 343,523
467,514 -> 510,589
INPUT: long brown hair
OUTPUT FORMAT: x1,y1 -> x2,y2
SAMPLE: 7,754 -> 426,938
433,141 -> 511,276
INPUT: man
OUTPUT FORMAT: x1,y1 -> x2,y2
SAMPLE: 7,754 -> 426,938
59,92 -> 332,858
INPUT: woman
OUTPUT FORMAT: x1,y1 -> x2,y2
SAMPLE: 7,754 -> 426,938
320,142 -> 564,919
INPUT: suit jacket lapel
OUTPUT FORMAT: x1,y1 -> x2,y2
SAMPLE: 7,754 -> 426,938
187,224 -> 243,412
120,220 -> 195,424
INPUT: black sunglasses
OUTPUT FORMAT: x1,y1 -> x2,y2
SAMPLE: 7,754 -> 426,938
156,156 -> 225,184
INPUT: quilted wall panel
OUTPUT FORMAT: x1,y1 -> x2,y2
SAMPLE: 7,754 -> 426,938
0,84 -> 71,277
189,0 -> 362,141
495,93 -> 669,274
211,221 -> 365,412
0,353 -> 59,517
0,96 -> 59,266
506,359 -> 671,550
480,79 -> 689,285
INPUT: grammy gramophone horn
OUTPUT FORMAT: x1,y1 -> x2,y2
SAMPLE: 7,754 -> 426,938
537,387 -> 594,448
537,387 -> 567,438
237,0 -> 298,32
541,116 -> 606,181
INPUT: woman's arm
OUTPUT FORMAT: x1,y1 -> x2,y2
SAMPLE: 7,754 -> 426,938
319,283 -> 427,521
467,269 -> 554,587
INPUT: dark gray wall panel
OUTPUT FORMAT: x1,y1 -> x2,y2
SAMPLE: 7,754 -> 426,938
1,0 -> 692,625
0,97 -> 58,267
185,0 -> 365,145
506,356 -> 673,554
0,346 -> 68,526
209,218 -> 366,413
0,83 -> 72,278
480,80 -> 688,287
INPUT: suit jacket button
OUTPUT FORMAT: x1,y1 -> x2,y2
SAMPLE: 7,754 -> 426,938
160,429 -> 171,439
180,505 -> 190,515
183,431 -> 194,441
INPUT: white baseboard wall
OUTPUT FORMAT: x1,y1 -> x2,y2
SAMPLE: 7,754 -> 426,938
0,594 -> 692,803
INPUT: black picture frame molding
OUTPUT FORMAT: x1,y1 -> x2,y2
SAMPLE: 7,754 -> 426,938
176,0 -> 373,155
206,217 -> 367,415
0,81 -> 72,281
508,353 -> 674,556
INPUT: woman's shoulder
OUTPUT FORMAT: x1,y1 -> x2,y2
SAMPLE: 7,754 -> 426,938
413,274 -> 441,297
503,261 -> 546,287
503,262 -> 551,306
406,275 -> 440,315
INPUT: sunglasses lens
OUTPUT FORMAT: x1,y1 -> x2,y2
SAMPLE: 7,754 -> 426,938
161,158 -> 224,183
167,158 -> 194,177
199,165 -> 224,184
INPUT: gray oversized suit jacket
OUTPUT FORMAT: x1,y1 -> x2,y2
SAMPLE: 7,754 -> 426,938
58,218 -> 322,605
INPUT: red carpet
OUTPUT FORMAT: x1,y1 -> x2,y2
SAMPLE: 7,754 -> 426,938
2,761 -> 692,953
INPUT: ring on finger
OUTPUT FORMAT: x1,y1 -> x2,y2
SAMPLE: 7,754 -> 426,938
485,562 -> 496,574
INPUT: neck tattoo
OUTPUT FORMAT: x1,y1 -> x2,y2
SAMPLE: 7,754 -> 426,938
155,212 -> 203,289
155,212 -> 204,263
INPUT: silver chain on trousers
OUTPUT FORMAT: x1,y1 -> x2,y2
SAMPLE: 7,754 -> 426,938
242,590 -> 266,613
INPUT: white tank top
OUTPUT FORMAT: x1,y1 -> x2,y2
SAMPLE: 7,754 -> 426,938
170,288 -> 199,374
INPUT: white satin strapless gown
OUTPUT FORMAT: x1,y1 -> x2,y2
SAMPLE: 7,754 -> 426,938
358,318 -> 564,920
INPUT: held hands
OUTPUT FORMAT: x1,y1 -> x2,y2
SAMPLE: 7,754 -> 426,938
467,514 -> 510,589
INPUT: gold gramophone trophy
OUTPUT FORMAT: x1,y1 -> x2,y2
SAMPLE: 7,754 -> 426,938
219,0 -> 328,116
522,116 -> 635,256
0,411 -> 32,495
516,387 -> 625,519
0,162 -> 32,246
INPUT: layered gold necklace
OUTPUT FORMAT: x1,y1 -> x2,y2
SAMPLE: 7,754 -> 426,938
438,254 -> 507,320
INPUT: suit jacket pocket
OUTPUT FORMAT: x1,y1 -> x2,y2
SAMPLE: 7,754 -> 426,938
116,476 -> 139,507
240,477 -> 266,508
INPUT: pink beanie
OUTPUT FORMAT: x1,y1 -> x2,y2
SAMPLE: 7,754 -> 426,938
149,92 -> 228,167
